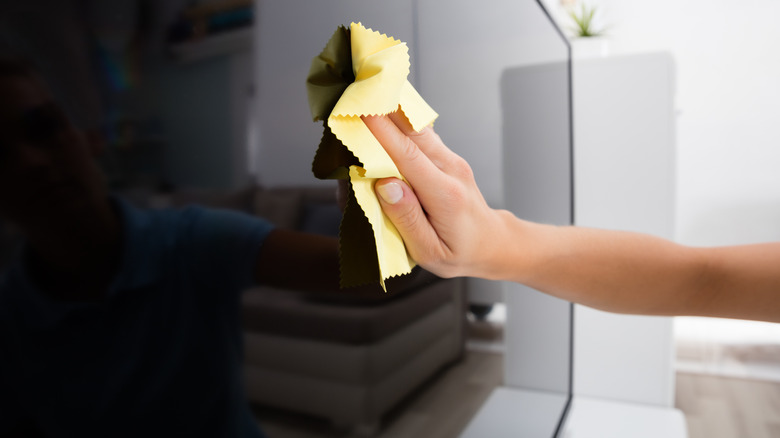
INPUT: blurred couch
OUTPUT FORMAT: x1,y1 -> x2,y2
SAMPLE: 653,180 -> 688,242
155,184 -> 468,435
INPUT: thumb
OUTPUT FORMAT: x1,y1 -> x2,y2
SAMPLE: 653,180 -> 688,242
375,178 -> 439,264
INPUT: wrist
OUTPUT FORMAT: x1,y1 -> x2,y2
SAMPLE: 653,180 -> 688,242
476,209 -> 538,282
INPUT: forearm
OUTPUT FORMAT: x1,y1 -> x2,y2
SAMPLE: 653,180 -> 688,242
363,114 -> 780,322
697,243 -> 780,322
494,214 -> 700,315
491,211 -> 780,322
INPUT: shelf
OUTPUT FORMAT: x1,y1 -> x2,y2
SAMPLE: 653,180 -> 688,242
168,27 -> 253,63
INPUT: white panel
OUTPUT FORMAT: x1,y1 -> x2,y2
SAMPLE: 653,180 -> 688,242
500,58 -> 573,394
504,284 -> 571,394
572,53 -> 676,407
254,0 -> 415,187
466,278 -> 504,305
573,53 -> 676,238
416,0 -> 567,206
563,396 -> 687,438
574,307 -> 675,406
460,387 -> 568,438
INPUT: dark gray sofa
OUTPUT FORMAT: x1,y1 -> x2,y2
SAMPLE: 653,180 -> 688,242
165,184 -> 468,435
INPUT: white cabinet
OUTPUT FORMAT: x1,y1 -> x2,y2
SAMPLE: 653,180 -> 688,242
464,52 -> 685,437
572,52 -> 677,407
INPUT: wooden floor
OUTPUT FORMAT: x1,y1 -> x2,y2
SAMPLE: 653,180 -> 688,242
675,317 -> 780,382
675,372 -> 780,438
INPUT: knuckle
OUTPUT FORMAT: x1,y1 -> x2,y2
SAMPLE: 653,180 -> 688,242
441,181 -> 467,205
423,258 -> 459,280
414,249 -> 451,278
408,126 -> 441,150
450,156 -> 474,180
428,129 -> 445,145
393,201 -> 421,232
412,125 -> 439,141
400,136 -> 423,163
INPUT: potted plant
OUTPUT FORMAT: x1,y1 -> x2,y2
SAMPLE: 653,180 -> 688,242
564,1 -> 610,57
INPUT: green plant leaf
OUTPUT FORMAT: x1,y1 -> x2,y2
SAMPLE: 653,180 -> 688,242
569,3 -> 603,38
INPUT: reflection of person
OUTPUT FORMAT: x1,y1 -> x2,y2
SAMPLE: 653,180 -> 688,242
0,59 -> 416,437
364,112 -> 780,323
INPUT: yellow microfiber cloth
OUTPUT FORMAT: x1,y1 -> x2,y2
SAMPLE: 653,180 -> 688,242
306,22 -> 438,290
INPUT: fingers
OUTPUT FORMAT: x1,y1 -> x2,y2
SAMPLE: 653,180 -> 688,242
362,114 -> 437,179
374,177 -> 444,267
385,112 -> 456,170
362,114 -> 452,186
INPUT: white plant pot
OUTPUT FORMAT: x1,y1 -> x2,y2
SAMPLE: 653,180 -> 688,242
570,36 -> 610,58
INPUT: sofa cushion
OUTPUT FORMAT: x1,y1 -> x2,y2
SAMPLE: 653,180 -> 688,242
167,184 -> 257,213
243,302 -> 459,384
299,201 -> 341,236
253,189 -> 302,229
253,185 -> 341,230
241,278 -> 455,345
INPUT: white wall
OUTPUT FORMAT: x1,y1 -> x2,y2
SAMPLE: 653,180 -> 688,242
546,0 -> 780,247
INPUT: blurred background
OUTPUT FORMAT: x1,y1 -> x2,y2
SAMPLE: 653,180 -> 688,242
1,1 -> 779,437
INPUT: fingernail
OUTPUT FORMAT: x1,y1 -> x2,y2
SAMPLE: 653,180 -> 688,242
377,182 -> 403,205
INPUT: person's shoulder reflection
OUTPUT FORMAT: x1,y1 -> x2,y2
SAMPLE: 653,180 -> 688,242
0,57 -> 272,438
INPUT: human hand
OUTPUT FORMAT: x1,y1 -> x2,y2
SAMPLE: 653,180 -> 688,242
363,112 -> 514,280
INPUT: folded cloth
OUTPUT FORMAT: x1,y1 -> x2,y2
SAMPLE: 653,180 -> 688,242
307,22 -> 438,290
